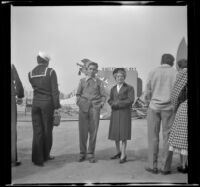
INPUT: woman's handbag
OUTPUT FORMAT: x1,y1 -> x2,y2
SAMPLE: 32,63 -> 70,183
53,110 -> 61,126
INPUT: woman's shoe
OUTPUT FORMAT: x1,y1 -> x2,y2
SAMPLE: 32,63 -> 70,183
78,155 -> 86,162
89,157 -> 97,163
47,155 -> 55,160
177,166 -> 188,173
119,156 -> 127,164
12,161 -> 21,167
110,152 -> 121,159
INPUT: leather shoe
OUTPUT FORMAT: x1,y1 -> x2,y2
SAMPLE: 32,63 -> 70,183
110,152 -> 121,159
177,166 -> 188,173
145,167 -> 159,174
89,157 -> 97,163
119,156 -> 127,164
12,161 -> 21,167
160,170 -> 171,175
47,156 -> 55,160
78,156 -> 86,162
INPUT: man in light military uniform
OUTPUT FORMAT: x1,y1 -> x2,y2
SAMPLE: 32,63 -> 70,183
28,52 -> 61,166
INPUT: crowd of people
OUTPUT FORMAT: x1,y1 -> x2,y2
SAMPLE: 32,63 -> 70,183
11,52 -> 188,175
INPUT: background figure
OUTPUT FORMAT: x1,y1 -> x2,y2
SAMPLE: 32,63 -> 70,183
163,59 -> 188,174
11,64 -> 24,166
28,52 -> 61,166
144,54 -> 177,174
108,68 -> 135,163
76,60 -> 107,163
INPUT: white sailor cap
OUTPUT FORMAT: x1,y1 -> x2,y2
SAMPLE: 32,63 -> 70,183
38,51 -> 50,62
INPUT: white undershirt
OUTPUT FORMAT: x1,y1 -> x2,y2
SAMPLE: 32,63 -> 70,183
117,84 -> 123,93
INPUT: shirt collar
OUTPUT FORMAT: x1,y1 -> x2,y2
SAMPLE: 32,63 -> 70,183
37,63 -> 48,68
160,64 -> 172,68
86,76 -> 97,82
115,82 -> 127,87
117,83 -> 123,87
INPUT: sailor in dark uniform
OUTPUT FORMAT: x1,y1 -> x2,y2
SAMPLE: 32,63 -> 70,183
28,51 -> 61,166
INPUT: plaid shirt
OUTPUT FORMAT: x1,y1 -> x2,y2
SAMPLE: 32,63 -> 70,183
170,68 -> 187,111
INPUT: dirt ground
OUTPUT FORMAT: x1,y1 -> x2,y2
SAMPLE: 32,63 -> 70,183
11,118 -> 187,185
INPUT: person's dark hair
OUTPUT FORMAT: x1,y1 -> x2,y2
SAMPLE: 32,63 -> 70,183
37,55 -> 49,64
87,62 -> 98,69
161,54 -> 174,66
177,59 -> 187,69
113,68 -> 127,79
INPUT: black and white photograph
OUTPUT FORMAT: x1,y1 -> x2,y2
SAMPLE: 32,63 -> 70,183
3,0 -> 199,185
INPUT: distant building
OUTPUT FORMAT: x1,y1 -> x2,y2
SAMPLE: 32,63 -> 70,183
137,77 -> 143,97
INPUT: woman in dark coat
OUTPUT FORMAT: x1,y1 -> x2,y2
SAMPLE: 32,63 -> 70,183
108,68 -> 135,163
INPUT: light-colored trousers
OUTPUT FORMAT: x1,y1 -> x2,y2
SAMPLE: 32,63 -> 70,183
11,95 -> 17,164
78,106 -> 100,157
147,107 -> 174,170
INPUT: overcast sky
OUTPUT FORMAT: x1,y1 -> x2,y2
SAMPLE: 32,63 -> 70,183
11,5 -> 187,94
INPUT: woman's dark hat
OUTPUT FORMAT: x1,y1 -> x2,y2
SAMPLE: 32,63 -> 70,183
113,68 -> 126,75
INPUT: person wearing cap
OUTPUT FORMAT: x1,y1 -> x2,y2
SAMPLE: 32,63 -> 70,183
11,64 -> 24,166
144,53 -> 177,174
108,68 -> 135,163
76,60 -> 107,163
28,52 -> 61,166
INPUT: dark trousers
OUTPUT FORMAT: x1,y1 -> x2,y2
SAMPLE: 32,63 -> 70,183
11,95 -> 18,164
31,100 -> 54,164
79,106 -> 100,157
